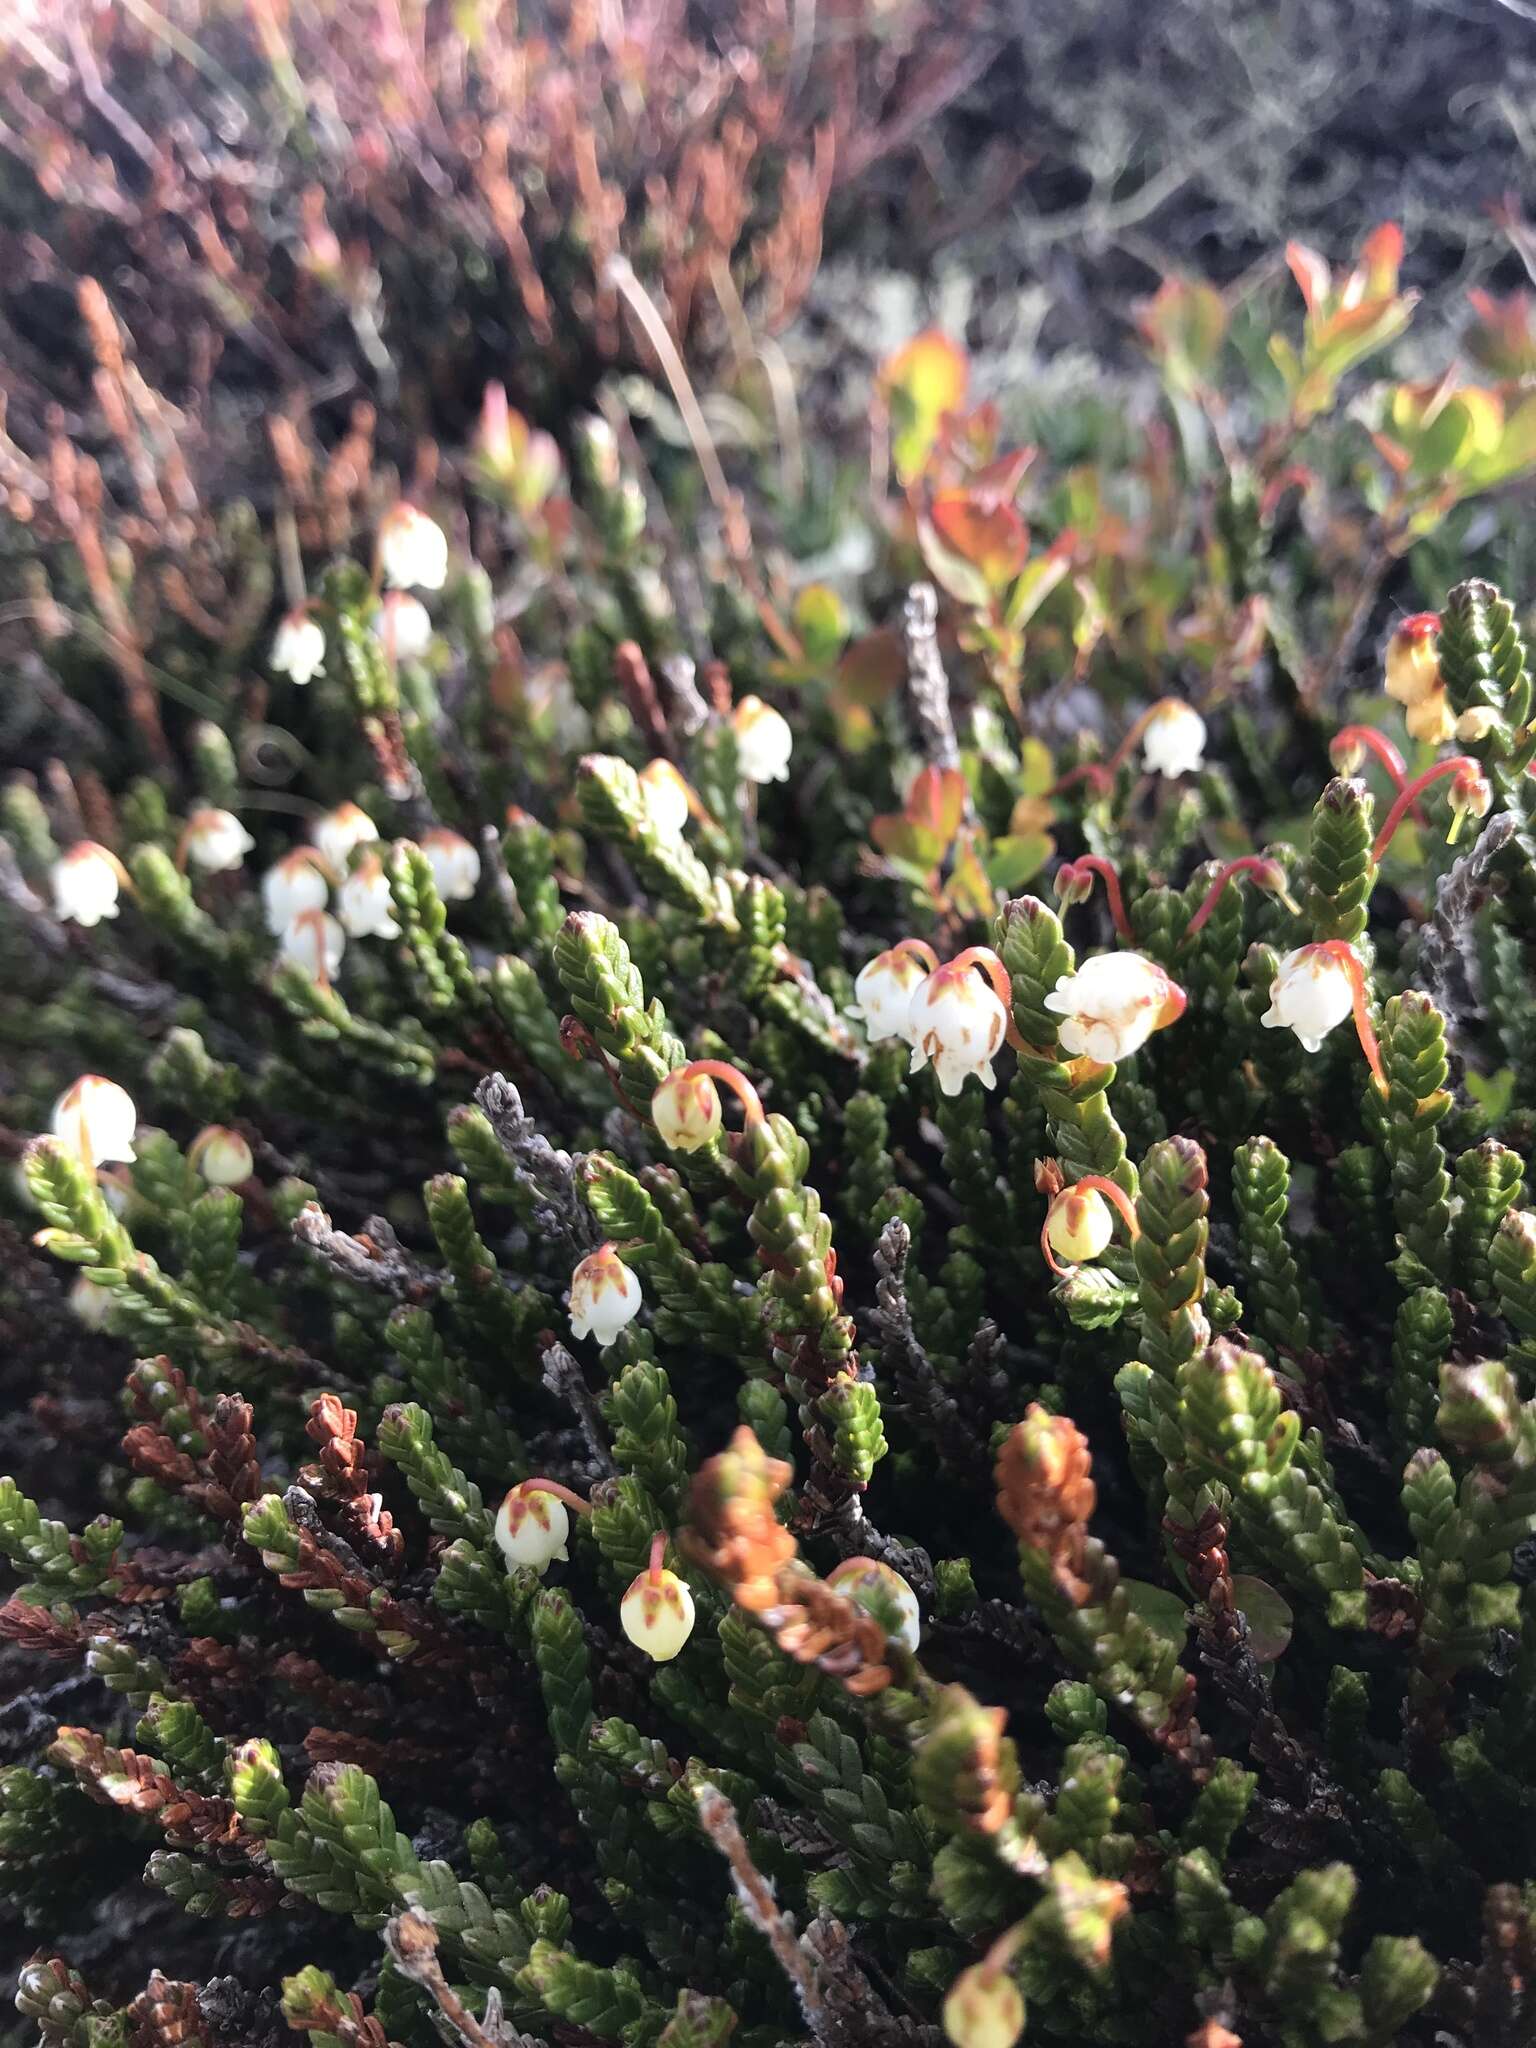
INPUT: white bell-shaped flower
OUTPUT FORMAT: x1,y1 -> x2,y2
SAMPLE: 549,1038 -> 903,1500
620,1565 -> 696,1662
651,1069 -> 723,1152
638,759 -> 691,838
851,947 -> 932,1044
51,843 -> 124,927
1261,945 -> 1357,1053
495,1485 -> 570,1573
1142,699 -> 1206,779
732,695 -> 793,784
183,808 -> 255,874
569,1243 -> 642,1346
278,908 -> 345,983
188,1125 -> 254,1187
826,1556 -> 921,1653
1045,1186 -> 1114,1266
270,609 -> 325,684
908,961 -> 1009,1096
51,1075 -> 138,1167
421,828 -> 481,902
379,504 -> 448,591
338,853 -> 401,939
262,850 -> 330,935
1043,952 -> 1185,1065
312,802 -> 379,874
374,590 -> 434,661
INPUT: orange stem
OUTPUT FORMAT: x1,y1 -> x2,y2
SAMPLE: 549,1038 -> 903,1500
1058,856 -> 1133,943
1040,1173 -> 1140,1276
648,1530 -> 667,1583
951,944 -> 1027,1052
515,1479 -> 594,1518
1048,761 -> 1114,798
676,1059 -> 765,1125
1315,941 -> 1385,1092
892,937 -> 940,971
1182,857 -> 1295,943
1372,756 -> 1480,859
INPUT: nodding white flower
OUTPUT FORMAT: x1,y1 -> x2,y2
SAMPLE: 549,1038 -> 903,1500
1384,613 -> 1442,707
312,801 -> 379,874
188,1125 -> 254,1187
1045,1186 -> 1114,1266
1142,699 -> 1207,779
68,1273 -> 113,1329
638,759 -> 692,839
1261,944 -> 1357,1053
908,960 -> 1009,1096
379,503 -> 448,591
421,827 -> 481,902
569,1242 -> 642,1347
942,1965 -> 1025,2048
261,849 -> 330,936
495,1485 -> 570,1573
51,842 -> 124,927
270,609 -> 325,684
1043,951 -> 1186,1065
51,1075 -> 138,1167
374,590 -> 434,662
183,808 -> 255,875
732,695 -> 793,784
279,909 -> 345,983
338,853 -> 400,939
826,1556 -> 921,1653
851,946 -> 932,1043
1456,706 -> 1499,744
620,1565 -> 696,1662
652,1069 -> 723,1152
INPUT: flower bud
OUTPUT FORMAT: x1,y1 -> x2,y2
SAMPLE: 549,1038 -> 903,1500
261,849 -> 330,935
569,1243 -> 643,1346
908,960 -> 1009,1096
1261,944 -> 1356,1052
942,1965 -> 1025,2048
1045,1187 -> 1114,1266
1384,613 -> 1441,707
338,853 -> 401,939
637,759 -> 692,839
825,1556 -> 921,1652
374,591 -> 434,662
652,1069 -> 723,1152
51,1075 -> 138,1167
421,827 -> 481,902
1448,762 -> 1493,840
850,947 -> 930,1043
188,1126 -> 254,1187
1329,732 -> 1366,775
312,802 -> 378,874
732,695 -> 793,784
1141,698 -> 1206,779
379,503 -> 448,591
619,1565 -> 696,1662
51,842 -> 124,927
270,608 -> 325,684
279,909 -> 346,983
183,808 -> 255,874
1456,706 -> 1499,743
1043,952 -> 1185,1065
495,1485 -> 570,1573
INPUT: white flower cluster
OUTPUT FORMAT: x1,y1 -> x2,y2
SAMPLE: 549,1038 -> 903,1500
850,946 -> 1010,1097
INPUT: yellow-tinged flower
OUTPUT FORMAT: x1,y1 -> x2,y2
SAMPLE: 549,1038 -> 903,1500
620,1562 -> 696,1662
652,1069 -> 723,1152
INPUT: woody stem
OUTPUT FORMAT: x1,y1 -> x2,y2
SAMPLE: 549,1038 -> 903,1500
1371,757 -> 1479,859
